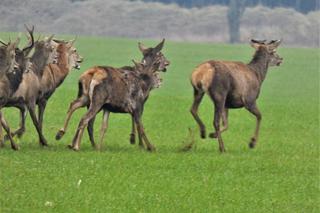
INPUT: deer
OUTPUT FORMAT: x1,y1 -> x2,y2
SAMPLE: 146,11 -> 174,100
56,39 -> 169,149
2,39 -> 83,144
0,37 -> 24,150
1,33 -> 58,148
190,39 -> 283,152
67,52 -> 169,151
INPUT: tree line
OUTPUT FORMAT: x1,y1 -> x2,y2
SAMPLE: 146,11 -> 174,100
140,0 -> 318,13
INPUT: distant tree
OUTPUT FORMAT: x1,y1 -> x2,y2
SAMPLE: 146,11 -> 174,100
227,0 -> 246,43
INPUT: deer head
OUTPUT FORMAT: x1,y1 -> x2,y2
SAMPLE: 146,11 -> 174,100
0,37 -> 20,74
138,39 -> 170,72
250,39 -> 283,67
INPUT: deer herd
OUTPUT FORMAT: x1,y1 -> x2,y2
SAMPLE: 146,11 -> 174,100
0,26 -> 283,153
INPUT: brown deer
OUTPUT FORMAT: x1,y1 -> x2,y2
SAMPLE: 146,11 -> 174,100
56,39 -> 169,148
0,37 -> 23,150
2,35 -> 57,147
3,39 -> 82,143
190,39 -> 283,152
67,54 -> 168,151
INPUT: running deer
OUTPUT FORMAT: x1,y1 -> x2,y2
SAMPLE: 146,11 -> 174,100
0,37 -> 22,150
190,39 -> 283,152
3,39 -> 82,142
2,35 -> 57,147
68,56 -> 168,151
56,39 -> 169,148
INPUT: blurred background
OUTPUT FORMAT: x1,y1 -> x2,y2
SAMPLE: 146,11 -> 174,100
0,0 -> 319,47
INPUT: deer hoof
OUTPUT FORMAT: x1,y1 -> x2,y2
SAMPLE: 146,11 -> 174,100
130,134 -> 135,145
40,140 -> 48,147
147,145 -> 156,152
200,129 -> 206,139
11,144 -> 20,151
0,141 -> 4,148
56,130 -> 65,140
219,147 -> 226,153
209,132 -> 218,138
249,138 -> 256,149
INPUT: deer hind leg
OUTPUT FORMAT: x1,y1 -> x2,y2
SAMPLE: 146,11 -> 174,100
86,103 -> 96,147
246,103 -> 262,149
190,87 -> 206,138
209,108 -> 229,138
69,103 -> 102,151
211,92 -> 227,153
56,96 -> 88,140
129,116 -> 136,145
98,110 -> 110,149
0,112 -> 19,150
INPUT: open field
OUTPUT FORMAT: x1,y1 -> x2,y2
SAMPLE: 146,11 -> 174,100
0,33 -> 319,212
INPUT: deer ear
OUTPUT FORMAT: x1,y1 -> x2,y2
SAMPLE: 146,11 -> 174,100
268,39 -> 282,50
138,42 -> 148,54
154,38 -> 165,52
250,39 -> 261,49
9,36 -> 20,50
69,36 -> 77,46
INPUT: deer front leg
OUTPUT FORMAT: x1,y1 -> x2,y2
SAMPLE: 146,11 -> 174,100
38,99 -> 47,134
246,103 -> 262,149
0,112 -> 19,150
56,96 -> 88,140
134,113 -> 155,152
3,105 -> 27,142
27,102 -> 48,146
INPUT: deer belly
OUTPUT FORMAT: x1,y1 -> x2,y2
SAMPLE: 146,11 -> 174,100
102,103 -> 129,113
225,94 -> 244,108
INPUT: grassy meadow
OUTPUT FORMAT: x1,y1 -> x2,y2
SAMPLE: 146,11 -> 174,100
0,33 -> 319,212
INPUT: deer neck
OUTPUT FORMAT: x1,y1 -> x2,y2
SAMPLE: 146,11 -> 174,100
248,49 -> 269,84
139,73 -> 155,96
30,51 -> 49,77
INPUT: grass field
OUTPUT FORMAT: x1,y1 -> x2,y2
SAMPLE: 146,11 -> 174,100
0,33 -> 319,212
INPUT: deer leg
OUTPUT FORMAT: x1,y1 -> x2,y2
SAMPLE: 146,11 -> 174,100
246,103 -> 262,149
209,108 -> 229,138
0,119 -> 4,148
190,87 -> 206,138
86,102 -> 96,147
211,95 -> 226,152
129,116 -> 136,145
98,110 -> 110,149
3,105 -> 27,142
27,102 -> 48,146
56,96 -> 88,140
0,112 -> 18,150
134,113 -> 155,152
38,99 -> 47,134
69,104 -> 101,151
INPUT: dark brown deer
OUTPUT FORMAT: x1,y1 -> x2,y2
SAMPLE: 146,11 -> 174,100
67,54 -> 168,151
190,39 -> 283,152
56,39 -> 169,148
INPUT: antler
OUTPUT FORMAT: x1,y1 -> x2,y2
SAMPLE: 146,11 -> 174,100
22,24 -> 35,55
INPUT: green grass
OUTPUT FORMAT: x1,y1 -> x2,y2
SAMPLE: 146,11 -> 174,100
0,33 -> 319,212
